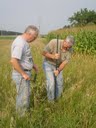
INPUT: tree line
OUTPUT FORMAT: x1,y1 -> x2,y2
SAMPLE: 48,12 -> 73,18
0,30 -> 22,36
64,8 -> 96,28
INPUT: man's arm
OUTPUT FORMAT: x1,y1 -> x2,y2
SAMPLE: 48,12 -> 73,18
10,58 -> 30,80
33,64 -> 38,73
54,51 -> 72,76
58,60 -> 68,72
54,60 -> 68,76
42,51 -> 60,60
42,39 -> 60,60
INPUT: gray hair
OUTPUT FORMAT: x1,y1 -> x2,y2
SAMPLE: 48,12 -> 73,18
24,25 -> 39,36
65,35 -> 75,45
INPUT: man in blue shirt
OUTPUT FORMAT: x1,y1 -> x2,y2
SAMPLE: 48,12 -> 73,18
10,25 -> 39,116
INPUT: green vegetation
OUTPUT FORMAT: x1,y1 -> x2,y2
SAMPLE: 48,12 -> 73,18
68,8 -> 96,26
46,25 -> 96,54
0,30 -> 22,36
0,34 -> 96,128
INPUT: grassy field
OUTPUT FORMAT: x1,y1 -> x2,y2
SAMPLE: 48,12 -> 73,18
0,38 -> 96,128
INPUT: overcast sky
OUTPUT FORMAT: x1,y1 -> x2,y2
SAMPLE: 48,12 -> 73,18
0,0 -> 96,34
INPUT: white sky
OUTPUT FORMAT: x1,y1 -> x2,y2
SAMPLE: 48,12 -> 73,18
0,0 -> 96,34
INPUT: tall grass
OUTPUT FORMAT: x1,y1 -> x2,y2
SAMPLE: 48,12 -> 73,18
0,37 -> 96,128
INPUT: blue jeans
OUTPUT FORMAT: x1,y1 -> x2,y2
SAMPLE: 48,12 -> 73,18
43,61 -> 63,101
12,71 -> 31,116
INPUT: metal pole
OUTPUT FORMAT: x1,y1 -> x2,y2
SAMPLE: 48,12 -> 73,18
54,35 -> 59,100
32,73 -> 37,108
33,73 -> 37,83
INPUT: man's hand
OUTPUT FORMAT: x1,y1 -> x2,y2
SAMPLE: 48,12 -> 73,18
54,69 -> 59,76
33,64 -> 38,73
42,51 -> 60,60
53,53 -> 60,60
22,73 -> 30,80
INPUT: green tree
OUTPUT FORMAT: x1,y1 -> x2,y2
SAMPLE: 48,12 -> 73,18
68,8 -> 96,26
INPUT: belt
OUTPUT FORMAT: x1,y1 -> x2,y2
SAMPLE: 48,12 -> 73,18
24,69 -> 31,71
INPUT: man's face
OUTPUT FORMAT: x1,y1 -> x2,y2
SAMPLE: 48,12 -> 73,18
63,40 -> 72,49
27,31 -> 38,43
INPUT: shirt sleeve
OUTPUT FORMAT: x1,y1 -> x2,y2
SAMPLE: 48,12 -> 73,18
12,45 -> 24,60
43,39 -> 55,53
61,51 -> 72,63
65,52 -> 71,63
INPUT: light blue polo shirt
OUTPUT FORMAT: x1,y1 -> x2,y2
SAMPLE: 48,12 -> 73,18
11,36 -> 34,70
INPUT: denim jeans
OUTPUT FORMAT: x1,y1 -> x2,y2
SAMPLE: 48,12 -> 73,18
43,61 -> 63,101
12,71 -> 31,116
